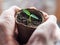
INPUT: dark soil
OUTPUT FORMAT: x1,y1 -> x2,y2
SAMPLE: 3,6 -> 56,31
17,9 -> 43,27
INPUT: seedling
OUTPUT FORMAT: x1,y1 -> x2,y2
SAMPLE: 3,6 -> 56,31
22,9 -> 39,23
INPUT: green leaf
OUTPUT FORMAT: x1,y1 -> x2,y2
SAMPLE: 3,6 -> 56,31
22,9 -> 39,20
23,9 -> 30,16
31,14 -> 39,20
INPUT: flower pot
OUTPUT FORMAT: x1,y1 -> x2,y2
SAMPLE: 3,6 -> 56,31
16,8 -> 44,44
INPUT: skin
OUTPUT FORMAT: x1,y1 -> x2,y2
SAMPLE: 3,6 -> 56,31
26,7 -> 60,45
0,6 -> 20,45
0,6 -> 60,45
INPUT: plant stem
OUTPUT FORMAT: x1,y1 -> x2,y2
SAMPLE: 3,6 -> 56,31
28,15 -> 31,23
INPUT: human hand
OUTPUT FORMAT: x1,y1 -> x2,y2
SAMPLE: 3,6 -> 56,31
26,8 -> 60,45
0,6 -> 20,45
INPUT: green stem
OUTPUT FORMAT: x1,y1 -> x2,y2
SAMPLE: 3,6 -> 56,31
28,15 -> 31,23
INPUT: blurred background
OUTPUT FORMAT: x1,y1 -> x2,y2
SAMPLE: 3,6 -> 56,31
0,0 -> 60,27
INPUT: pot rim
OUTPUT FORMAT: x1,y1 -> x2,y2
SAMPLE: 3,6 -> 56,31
15,8 -> 44,29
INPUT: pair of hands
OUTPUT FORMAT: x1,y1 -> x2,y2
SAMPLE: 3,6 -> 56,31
0,6 -> 60,45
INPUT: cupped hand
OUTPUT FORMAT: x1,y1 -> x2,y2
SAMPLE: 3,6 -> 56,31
26,7 -> 60,45
0,6 -> 20,45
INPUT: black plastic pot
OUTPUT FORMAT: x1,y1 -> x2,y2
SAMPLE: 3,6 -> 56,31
16,8 -> 44,44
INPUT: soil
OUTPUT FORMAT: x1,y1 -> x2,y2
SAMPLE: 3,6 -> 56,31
17,9 -> 43,27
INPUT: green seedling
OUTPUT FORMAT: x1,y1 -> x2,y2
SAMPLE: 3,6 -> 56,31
23,9 -> 39,22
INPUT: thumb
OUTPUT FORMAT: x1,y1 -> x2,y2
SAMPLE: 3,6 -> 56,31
1,6 -> 21,17
36,15 -> 57,36
46,15 -> 57,24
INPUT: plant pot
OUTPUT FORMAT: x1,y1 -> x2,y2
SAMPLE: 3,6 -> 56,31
16,8 -> 44,44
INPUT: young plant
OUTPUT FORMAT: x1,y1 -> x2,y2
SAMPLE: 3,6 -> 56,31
22,9 -> 39,23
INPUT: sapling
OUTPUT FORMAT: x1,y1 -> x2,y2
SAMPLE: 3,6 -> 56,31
22,9 -> 39,23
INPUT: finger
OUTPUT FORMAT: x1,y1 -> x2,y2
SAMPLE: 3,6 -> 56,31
45,15 -> 57,23
37,15 -> 57,30
1,6 -> 21,17
9,6 -> 21,13
29,7 -> 37,9
35,15 -> 57,37
7,6 -> 21,16
41,11 -> 49,21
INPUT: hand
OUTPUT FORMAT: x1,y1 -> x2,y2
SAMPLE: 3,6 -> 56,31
26,8 -> 60,45
0,6 -> 20,45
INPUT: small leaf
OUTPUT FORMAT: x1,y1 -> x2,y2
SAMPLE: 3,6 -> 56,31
31,14 -> 39,20
23,9 -> 30,16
